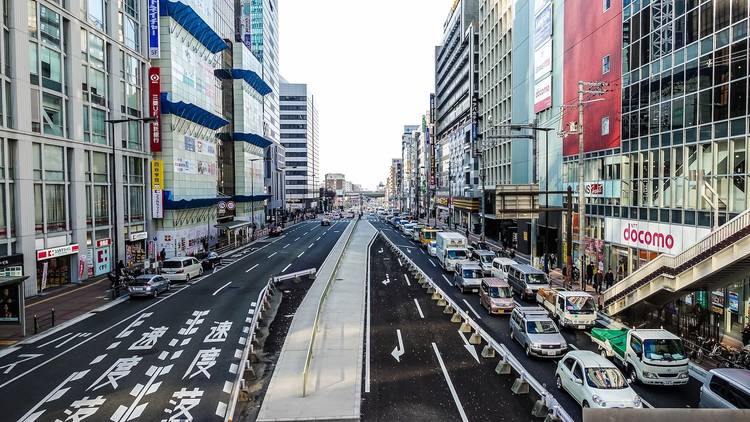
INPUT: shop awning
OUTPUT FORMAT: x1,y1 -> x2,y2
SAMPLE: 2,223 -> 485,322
0,275 -> 28,288
160,1 -> 228,54
164,196 -> 223,210
215,220 -> 251,230
234,194 -> 272,203
231,132 -> 273,148
214,69 -> 272,96
160,93 -> 229,130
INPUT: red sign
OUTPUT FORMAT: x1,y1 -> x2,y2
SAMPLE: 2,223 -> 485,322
584,183 -> 604,196
37,244 -> 80,260
96,238 -> 111,248
149,67 -> 161,152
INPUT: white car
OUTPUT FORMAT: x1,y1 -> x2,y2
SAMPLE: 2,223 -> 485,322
161,257 -> 203,282
427,241 -> 437,257
555,350 -> 643,409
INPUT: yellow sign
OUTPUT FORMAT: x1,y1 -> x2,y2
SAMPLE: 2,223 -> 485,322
151,160 -> 164,189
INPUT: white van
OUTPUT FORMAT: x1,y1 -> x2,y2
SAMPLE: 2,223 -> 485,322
491,257 -> 516,279
161,257 -> 203,282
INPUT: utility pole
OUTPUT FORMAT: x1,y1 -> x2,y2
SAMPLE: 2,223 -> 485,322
577,80 -> 585,291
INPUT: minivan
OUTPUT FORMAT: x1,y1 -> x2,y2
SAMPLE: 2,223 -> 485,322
490,257 -> 516,279
480,278 -> 515,315
699,368 -> 750,409
509,306 -> 568,358
507,263 -> 550,300
161,257 -> 203,282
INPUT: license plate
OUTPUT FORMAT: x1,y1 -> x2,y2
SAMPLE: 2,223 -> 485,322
472,289 -> 478,293
543,350 -> 556,355
577,325 -> 585,329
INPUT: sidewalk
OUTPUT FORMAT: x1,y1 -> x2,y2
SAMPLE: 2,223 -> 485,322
257,220 -> 375,421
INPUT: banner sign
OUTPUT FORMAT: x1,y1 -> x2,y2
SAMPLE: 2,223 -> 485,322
429,93 -> 435,124
534,2 -> 553,48
605,218 -> 711,255
41,262 -> 48,291
534,75 -> 552,113
148,67 -> 161,152
151,160 -> 164,190
148,0 -> 160,58
152,189 -> 164,219
37,244 -> 79,260
95,243 -> 110,276
534,39 -> 553,81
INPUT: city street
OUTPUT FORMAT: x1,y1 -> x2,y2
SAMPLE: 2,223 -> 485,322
0,220 -> 347,422
370,218 -> 703,421
363,234 -> 534,421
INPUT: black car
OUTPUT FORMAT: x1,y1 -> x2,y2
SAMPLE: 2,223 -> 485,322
197,251 -> 221,270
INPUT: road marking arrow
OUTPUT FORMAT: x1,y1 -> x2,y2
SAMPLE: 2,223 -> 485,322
381,274 -> 390,285
378,248 -> 383,254
457,330 -> 480,363
391,329 -> 405,362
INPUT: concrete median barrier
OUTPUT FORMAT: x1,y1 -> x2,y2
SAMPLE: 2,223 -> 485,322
469,330 -> 482,345
481,345 -> 495,358
511,373 -> 530,395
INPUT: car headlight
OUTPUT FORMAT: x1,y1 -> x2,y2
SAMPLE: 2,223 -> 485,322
678,372 -> 689,379
592,394 -> 607,407
530,343 -> 541,350
632,396 -> 642,408
524,288 -> 532,294
643,371 -> 657,379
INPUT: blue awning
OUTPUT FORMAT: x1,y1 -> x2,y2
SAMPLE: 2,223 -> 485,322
234,194 -> 272,203
232,132 -> 273,148
160,1 -> 228,54
163,192 -> 270,210
214,69 -> 272,96
160,93 -> 229,130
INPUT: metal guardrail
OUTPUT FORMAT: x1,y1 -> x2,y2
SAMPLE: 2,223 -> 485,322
302,219 -> 358,397
380,231 -> 574,422
273,268 -> 317,283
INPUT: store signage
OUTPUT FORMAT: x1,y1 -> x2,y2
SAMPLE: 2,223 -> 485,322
534,75 -> 552,113
429,93 -> 435,124
151,160 -> 164,190
37,244 -> 79,261
129,232 -> 148,242
604,218 -> 711,255
148,67 -> 161,152
534,1 -> 553,47
534,39 -> 552,81
95,244 -> 110,276
96,238 -> 111,248
218,200 -> 236,218
585,183 -> 604,196
148,0 -> 160,58
152,189 -> 163,219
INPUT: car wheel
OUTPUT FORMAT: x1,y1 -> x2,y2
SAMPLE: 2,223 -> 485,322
167,283 -> 171,292
525,344 -> 531,357
199,268 -> 203,276
153,289 -> 158,298
185,274 -> 191,283
556,375 -> 562,390
509,329 -> 514,341
628,366 -> 638,384
599,348 -> 608,359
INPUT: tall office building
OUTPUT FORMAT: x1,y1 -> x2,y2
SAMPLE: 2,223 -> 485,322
280,79 -> 320,211
434,0 -> 481,231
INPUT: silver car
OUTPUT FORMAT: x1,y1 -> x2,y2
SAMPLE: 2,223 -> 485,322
454,262 -> 484,293
699,368 -> 750,409
128,274 -> 170,298
509,307 -> 568,358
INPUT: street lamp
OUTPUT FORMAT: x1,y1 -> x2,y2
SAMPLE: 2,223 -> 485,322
104,116 -> 155,290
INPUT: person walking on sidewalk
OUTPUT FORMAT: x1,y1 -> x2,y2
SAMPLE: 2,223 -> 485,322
594,270 -> 604,294
586,262 -> 594,286
743,322 -> 750,347
605,269 -> 614,291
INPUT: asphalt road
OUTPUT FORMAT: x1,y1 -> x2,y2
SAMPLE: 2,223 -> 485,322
363,234 -> 534,422
370,218 -> 702,421
0,219 -> 347,422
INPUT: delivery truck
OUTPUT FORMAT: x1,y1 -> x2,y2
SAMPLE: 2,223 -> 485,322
435,232 -> 468,272
535,288 -> 597,329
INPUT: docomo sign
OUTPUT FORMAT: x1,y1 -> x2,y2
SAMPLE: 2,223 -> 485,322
622,223 -> 675,250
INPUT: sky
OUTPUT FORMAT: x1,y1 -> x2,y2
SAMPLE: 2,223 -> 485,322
278,0 -> 455,190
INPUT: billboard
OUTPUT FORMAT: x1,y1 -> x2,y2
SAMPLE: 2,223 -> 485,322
605,218 -> 710,255
148,67 -> 161,152
534,2 -> 553,47
534,75 -> 552,113
151,160 -> 164,219
148,0 -> 160,58
534,39 -> 552,81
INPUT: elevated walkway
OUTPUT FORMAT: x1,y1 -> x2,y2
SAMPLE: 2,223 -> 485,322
603,209 -> 750,315
257,220 -> 376,421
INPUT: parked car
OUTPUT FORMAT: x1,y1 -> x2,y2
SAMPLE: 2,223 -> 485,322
128,274 -> 170,298
199,251 -> 221,270
699,368 -> 750,409
321,218 -> 331,226
161,257 -> 203,282
509,306 -> 568,358
479,278 -> 515,315
427,241 -> 437,257
453,261 -> 484,293
555,350 -> 643,409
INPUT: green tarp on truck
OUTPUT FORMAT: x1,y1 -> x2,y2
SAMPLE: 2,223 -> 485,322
591,328 -> 629,358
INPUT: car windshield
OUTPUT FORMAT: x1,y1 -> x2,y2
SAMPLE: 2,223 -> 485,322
130,279 -> 151,286
585,367 -> 628,389
424,232 -> 435,239
643,339 -> 686,361
163,261 -> 183,268
566,297 -> 597,314
462,269 -> 482,279
526,274 -> 548,284
526,320 -> 558,334
480,255 -> 494,263
447,250 -> 467,259
488,286 -> 512,298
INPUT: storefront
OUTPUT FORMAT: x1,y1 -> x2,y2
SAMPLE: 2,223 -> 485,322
35,244 -> 79,292
126,231 -> 148,267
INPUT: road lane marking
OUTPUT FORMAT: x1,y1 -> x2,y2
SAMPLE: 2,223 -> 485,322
37,332 -> 73,349
316,236 -> 321,241
442,274 -> 452,286
283,244 -> 290,249
431,343 -> 469,422
282,263 -> 291,272
308,243 -> 314,249
268,252 -> 277,258
245,264 -> 259,273
294,237 -> 301,241
430,259 -> 436,267
391,330 -> 405,362
462,299 -> 482,320
216,401 -> 228,418
17,370 -> 90,422
414,299 -> 424,318
297,252 -> 304,258
212,282 -> 232,296
397,258 -> 402,267
403,274 -> 411,286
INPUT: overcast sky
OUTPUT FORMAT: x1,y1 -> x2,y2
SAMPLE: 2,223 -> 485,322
278,0 -> 454,190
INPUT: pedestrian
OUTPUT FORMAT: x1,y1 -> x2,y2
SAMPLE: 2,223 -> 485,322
594,270 -> 604,294
586,262 -> 594,286
159,248 -> 166,262
742,322 -> 750,347
117,260 -> 126,277
605,268 -> 614,290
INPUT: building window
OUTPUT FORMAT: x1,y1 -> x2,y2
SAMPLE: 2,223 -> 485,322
122,156 -> 145,223
0,0 -> 11,128
119,1 -> 139,52
602,55 -> 610,74
120,51 -> 144,150
32,143 -> 69,234
603,0 -> 610,12
601,116 -> 610,135
84,0 -> 106,31
28,1 -> 66,137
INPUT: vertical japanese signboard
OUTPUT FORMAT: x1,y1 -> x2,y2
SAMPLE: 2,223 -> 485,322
151,160 -> 164,219
148,0 -> 160,58
533,0 -> 553,113
149,67 -> 161,152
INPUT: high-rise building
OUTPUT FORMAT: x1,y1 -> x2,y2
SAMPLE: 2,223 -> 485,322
280,79 -> 320,211
435,0 -> 481,231
402,125 -> 420,213
387,159 -> 403,210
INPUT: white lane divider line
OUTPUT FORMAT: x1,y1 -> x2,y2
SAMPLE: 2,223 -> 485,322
282,263 -> 291,273
294,237 -> 301,241
316,236 -> 321,241
267,252 -> 277,258
431,343 -> 469,422
462,299 -> 482,320
212,281 -> 232,296
297,252 -> 304,258
215,401 -> 228,418
37,332 -> 74,349
403,274 -> 411,286
430,259 -> 436,267
283,244 -> 290,249
397,258 -> 403,267
308,243 -> 314,249
442,274 -> 452,286
414,299 -> 424,319
222,381 -> 233,394
245,264 -> 259,273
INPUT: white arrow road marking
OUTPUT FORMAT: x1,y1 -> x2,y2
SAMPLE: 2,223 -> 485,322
212,282 -> 231,296
245,264 -> 259,273
457,331 -> 480,363
432,343 -> 469,422
413,299 -> 424,319
382,274 -> 390,286
407,248 -> 412,254
390,329 -> 405,362
462,299 -> 482,320
442,274 -> 452,286
0,354 -> 43,374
